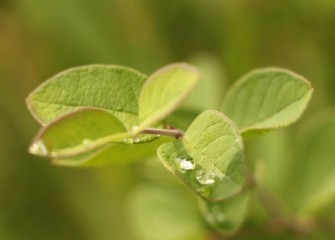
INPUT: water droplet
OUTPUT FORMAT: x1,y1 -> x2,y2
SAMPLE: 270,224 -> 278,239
215,212 -> 226,223
29,140 -> 48,156
82,138 -> 92,146
175,154 -> 195,173
212,206 -> 226,223
156,134 -> 161,138
123,138 -> 134,144
133,137 -> 141,143
196,170 -> 215,185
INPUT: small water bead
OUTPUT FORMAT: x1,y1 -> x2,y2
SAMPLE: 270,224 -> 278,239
196,170 -> 215,185
175,154 -> 195,173
123,138 -> 134,144
29,140 -> 48,156
215,212 -> 226,223
212,206 -> 226,223
131,126 -> 139,133
82,138 -> 93,146
133,137 -> 141,143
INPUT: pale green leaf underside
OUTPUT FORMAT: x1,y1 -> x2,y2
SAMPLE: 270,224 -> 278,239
291,112 -> 335,215
183,53 -> 226,111
137,63 -> 199,132
29,108 -> 128,158
199,191 -> 250,234
126,185 -> 205,240
158,110 -> 244,202
222,68 -> 313,135
26,64 -> 147,130
53,137 -> 170,167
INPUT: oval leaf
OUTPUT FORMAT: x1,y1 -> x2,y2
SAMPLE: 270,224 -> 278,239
158,110 -> 244,202
26,64 -> 147,130
199,191 -> 251,235
29,108 -> 127,158
222,68 -> 313,136
137,63 -> 199,132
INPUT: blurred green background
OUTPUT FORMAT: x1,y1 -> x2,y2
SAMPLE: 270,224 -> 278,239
1,0 -> 335,239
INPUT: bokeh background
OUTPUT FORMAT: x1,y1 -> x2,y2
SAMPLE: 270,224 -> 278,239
1,0 -> 335,239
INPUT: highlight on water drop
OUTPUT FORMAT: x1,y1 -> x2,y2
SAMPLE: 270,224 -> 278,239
175,154 -> 195,173
82,138 -> 93,146
29,140 -> 48,156
196,170 -> 215,185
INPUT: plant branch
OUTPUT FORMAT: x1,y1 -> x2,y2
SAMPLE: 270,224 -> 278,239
141,127 -> 184,139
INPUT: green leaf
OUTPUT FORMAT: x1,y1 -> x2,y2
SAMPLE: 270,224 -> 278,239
158,110 -> 244,202
199,191 -> 251,235
26,64 -> 147,130
126,184 -> 205,240
222,68 -> 313,136
288,110 -> 335,215
136,63 -> 199,132
52,137 -> 171,167
29,108 -> 127,158
183,53 -> 226,111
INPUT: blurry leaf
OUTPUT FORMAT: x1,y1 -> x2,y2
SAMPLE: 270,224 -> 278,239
29,108 -> 128,158
167,109 -> 199,131
136,63 -> 199,132
53,137 -> 171,167
199,191 -> 251,235
126,184 -> 205,240
158,110 -> 244,201
290,111 -> 335,215
183,53 -> 226,111
246,130 -> 293,216
222,68 -> 313,137
26,65 -> 147,130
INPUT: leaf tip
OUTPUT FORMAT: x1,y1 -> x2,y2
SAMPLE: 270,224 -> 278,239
28,139 -> 49,157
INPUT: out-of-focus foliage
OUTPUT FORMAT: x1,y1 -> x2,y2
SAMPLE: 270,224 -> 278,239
1,0 -> 335,239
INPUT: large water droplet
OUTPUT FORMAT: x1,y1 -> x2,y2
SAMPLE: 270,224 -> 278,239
123,137 -> 134,144
29,140 -> 48,156
196,170 -> 215,185
175,154 -> 195,173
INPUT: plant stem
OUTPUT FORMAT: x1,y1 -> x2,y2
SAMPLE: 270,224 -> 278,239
141,127 -> 184,139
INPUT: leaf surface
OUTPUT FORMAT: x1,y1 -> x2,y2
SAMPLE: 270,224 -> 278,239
222,68 -> 313,136
137,63 -> 199,132
158,110 -> 244,201
26,65 -> 147,130
53,137 -> 170,166
29,108 -> 127,158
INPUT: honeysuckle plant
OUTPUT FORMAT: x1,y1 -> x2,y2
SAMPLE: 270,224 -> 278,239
26,63 -> 313,236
